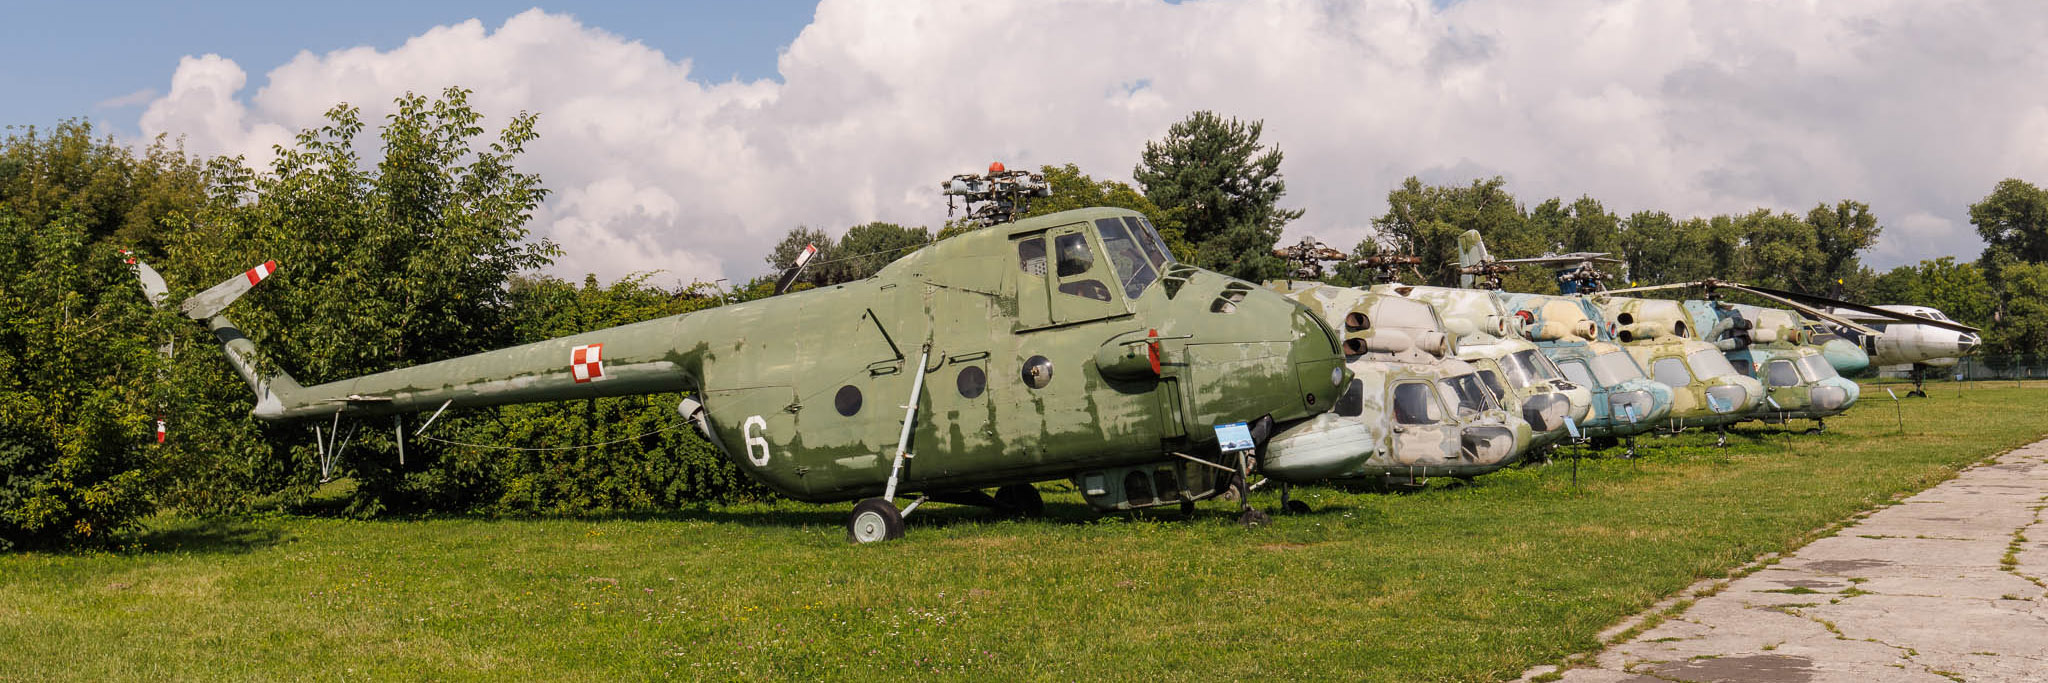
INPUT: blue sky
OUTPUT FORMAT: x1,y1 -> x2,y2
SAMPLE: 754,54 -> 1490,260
0,1 -> 819,133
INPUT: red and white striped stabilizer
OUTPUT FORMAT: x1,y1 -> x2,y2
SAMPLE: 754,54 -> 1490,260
245,260 -> 278,285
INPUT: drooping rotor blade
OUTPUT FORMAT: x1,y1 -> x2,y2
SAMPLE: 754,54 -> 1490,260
1495,253 -> 1622,267
1739,284 -> 1982,335
1714,283 -> 1879,336
1600,281 -> 1701,295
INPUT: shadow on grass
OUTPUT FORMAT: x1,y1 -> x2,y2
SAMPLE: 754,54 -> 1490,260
129,516 -> 290,556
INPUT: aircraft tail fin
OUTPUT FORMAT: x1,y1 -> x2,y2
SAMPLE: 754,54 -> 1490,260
1456,230 -> 1492,289
127,255 -> 305,417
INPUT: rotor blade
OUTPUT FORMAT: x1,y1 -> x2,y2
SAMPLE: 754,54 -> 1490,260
1601,281 -> 1701,295
1739,284 -> 1982,334
1718,284 -> 1879,336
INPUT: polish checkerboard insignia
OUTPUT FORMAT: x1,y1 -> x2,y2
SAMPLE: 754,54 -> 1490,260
571,343 -> 608,383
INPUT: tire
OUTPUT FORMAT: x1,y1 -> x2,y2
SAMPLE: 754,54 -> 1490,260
1282,499 -> 1311,515
847,498 -> 905,544
993,484 -> 1045,518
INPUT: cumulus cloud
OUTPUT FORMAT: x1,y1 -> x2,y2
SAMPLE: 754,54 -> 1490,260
135,0 -> 2048,284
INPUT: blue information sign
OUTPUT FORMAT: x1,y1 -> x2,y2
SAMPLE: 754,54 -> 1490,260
1214,422 -> 1255,453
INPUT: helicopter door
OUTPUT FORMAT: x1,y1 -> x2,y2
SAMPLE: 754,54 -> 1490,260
1389,381 -> 1453,464
1012,234 -> 1053,330
1046,223 -> 1131,325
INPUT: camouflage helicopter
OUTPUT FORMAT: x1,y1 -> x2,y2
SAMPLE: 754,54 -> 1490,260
1370,280 -> 1592,451
1274,237 -> 1594,452
1448,234 -> 1675,451
1599,280 -> 1879,431
132,200 -> 1349,543
1259,276 -> 1549,493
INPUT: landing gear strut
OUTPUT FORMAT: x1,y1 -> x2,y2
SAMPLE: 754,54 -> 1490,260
1279,482 -> 1310,515
1233,450 -> 1269,528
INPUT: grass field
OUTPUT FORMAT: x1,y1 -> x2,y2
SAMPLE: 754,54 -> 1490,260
6,383 -> 2048,681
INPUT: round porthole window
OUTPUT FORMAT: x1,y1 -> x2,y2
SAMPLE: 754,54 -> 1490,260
957,366 -> 987,398
1022,356 -> 1054,389
834,385 -> 863,416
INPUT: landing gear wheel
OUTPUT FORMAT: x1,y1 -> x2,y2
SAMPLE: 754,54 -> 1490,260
1906,389 -> 1927,398
1804,419 -> 1826,436
1282,499 -> 1311,515
993,484 -> 1044,518
1239,508 -> 1270,528
1181,499 -> 1198,518
847,498 -> 904,544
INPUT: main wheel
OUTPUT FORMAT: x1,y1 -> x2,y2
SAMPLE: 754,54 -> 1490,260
1238,508 -> 1271,528
993,484 -> 1044,518
847,498 -> 905,544
1282,499 -> 1311,515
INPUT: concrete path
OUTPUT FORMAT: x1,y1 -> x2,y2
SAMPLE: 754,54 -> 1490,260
1526,439 -> 2048,683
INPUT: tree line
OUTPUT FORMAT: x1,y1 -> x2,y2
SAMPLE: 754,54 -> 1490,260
6,92 -> 2046,548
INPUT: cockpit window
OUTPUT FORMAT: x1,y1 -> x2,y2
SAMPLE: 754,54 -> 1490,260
1477,369 -> 1507,401
1123,217 -> 1168,270
1130,217 -> 1178,266
1590,350 -> 1646,386
1095,217 -> 1159,299
1017,237 -> 1047,276
1766,359 -> 1800,387
1687,348 -> 1738,380
1796,353 -> 1838,381
1558,359 -> 1596,388
1440,373 -> 1493,416
1651,357 -> 1692,388
1054,233 -> 1094,277
1393,382 -> 1442,424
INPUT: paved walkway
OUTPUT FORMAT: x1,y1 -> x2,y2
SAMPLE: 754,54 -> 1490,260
1525,438 -> 2048,683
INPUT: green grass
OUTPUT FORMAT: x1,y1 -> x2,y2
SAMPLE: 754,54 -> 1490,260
6,385 -> 2048,681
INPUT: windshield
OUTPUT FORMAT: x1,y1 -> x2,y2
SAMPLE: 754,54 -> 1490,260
1511,349 -> 1561,383
1094,218 -> 1159,299
1128,216 -> 1178,267
1590,350 -> 1646,386
1439,373 -> 1493,417
1686,348 -> 1739,380
1477,369 -> 1508,401
1796,353 -> 1839,381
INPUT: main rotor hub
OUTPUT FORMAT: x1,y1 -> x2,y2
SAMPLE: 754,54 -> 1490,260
942,163 -> 1052,228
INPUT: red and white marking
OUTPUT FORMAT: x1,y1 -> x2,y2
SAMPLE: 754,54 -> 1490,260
155,418 -> 166,445
245,260 -> 278,285
795,243 -> 818,268
570,343 -> 609,383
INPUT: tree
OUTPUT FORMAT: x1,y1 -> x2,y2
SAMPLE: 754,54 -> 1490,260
1971,179 -> 2048,271
1805,200 -> 1883,297
1369,176 -> 1535,288
163,87 -> 560,516
1988,261 -> 2048,356
1870,257 -> 1996,330
1133,111 -> 1302,281
831,221 -> 930,282
1015,164 -> 1192,259
765,226 -> 836,289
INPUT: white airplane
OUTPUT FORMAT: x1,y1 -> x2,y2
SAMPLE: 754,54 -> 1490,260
1821,304 -> 1981,396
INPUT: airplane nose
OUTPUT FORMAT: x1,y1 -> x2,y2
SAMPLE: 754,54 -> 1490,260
1957,333 -> 1979,355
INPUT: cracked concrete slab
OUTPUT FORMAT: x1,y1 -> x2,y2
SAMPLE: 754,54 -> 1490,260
1529,438 -> 2048,683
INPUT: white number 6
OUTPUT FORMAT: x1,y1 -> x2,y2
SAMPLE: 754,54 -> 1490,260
743,415 -> 770,467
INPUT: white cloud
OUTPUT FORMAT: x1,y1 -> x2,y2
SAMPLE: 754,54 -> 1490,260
134,1 -> 2048,284
95,88 -> 160,109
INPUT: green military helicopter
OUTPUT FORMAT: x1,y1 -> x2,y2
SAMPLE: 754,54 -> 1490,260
132,203 -> 1349,543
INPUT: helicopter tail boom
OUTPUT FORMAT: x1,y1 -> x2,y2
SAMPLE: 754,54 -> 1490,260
134,257 -> 693,422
